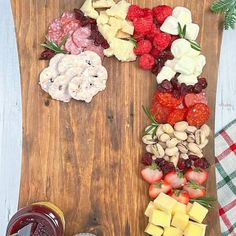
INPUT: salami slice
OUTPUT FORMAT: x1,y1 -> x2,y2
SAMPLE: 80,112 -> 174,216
186,103 -> 210,127
63,20 -> 80,36
61,12 -> 76,25
65,37 -> 83,55
85,44 -> 104,59
72,26 -> 91,47
167,108 -> 187,125
48,18 -> 63,43
151,101 -> 172,123
154,91 -> 183,108
184,92 -> 208,108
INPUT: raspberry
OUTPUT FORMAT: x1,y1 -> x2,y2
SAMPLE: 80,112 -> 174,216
139,54 -> 155,70
133,15 -> 153,35
152,5 -> 173,24
146,24 -> 160,41
133,31 -> 145,41
127,5 -> 145,21
134,39 -> 152,55
150,47 -> 161,58
153,32 -> 171,51
143,8 -> 153,17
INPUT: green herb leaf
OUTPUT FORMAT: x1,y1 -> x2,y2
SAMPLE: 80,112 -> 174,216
41,35 -> 68,54
142,106 -> 158,124
130,37 -> 138,48
190,196 -> 216,209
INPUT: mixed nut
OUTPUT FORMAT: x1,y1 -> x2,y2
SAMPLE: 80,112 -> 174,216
142,121 -> 211,167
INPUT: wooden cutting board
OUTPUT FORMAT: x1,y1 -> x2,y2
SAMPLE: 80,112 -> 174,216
12,0 -> 223,235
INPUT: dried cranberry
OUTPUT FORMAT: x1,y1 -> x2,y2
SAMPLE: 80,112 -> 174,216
155,158 -> 167,167
194,158 -> 210,169
156,84 -> 166,92
198,77 -> 208,89
151,60 -> 165,75
39,49 -> 55,60
185,159 -> 192,168
177,158 -> 186,171
80,16 -> 90,26
180,83 -> 188,96
89,18 -> 97,25
141,153 -> 153,165
95,34 -> 105,45
101,40 -> 110,49
161,79 -> 173,92
91,24 -> 98,31
161,162 -> 175,175
171,77 -> 180,90
187,85 -> 194,93
172,89 -> 181,99
189,155 -> 199,161
74,9 -> 84,20
159,50 -> 174,61
193,83 -> 203,93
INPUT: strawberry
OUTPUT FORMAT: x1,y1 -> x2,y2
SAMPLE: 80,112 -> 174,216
164,171 -> 187,189
185,168 -> 208,184
133,15 -> 153,35
152,5 -> 173,24
149,180 -> 172,199
170,190 -> 190,204
141,163 -> 163,184
183,181 -> 206,198
134,39 -> 152,55
127,5 -> 145,21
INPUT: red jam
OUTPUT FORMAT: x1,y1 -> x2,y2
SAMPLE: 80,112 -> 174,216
6,202 -> 65,236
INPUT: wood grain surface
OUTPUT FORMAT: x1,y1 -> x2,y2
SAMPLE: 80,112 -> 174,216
12,0 -> 223,235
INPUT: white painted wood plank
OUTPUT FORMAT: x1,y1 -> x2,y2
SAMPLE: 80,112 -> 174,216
215,29 -> 236,133
0,0 -> 22,235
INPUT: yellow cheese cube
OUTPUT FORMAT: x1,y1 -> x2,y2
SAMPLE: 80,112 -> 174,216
96,11 -> 109,25
149,209 -> 171,227
80,0 -> 99,19
145,201 -> 156,217
184,221 -> 204,236
172,202 -> 187,215
121,20 -> 134,35
190,222 -> 207,236
163,226 -> 182,236
171,212 -> 189,231
97,24 -> 118,42
145,223 -> 164,236
188,202 -> 208,223
108,17 -> 123,29
106,0 -> 131,19
154,192 -> 177,214
93,0 -> 115,8
186,203 -> 192,213
116,30 -> 130,39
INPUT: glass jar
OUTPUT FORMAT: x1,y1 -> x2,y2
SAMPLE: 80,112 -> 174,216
6,202 -> 65,236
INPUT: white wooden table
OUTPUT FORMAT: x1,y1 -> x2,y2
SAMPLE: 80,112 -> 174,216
0,1 -> 236,234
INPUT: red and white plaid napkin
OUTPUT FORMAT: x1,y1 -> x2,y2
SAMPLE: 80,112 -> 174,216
215,119 -> 236,236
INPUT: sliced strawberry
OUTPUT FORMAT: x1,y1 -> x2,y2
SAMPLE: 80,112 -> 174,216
185,168 -> 208,184
170,190 -> 190,204
183,181 -> 206,198
149,180 -> 172,199
164,171 -> 187,189
141,163 -> 163,184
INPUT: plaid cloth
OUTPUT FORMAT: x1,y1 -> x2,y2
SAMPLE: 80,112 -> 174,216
215,119 -> 236,236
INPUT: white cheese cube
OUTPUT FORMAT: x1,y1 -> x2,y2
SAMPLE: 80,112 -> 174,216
106,0 -> 131,19
98,24 -> 119,42
194,55 -> 206,76
109,38 -> 136,61
96,11 -> 109,25
173,6 -> 192,26
171,39 -> 191,58
160,16 -> 179,35
116,30 -> 130,39
80,0 -> 99,19
121,21 -> 134,35
108,17 -> 123,29
178,74 -> 198,85
156,66 -> 176,84
185,47 -> 201,57
165,59 -> 178,69
93,0 -> 115,8
185,23 -> 200,41
174,56 -> 195,75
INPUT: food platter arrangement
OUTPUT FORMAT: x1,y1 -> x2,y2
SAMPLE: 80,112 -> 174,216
12,0 -> 222,235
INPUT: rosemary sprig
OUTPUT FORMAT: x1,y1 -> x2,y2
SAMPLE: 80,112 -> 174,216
211,0 -> 236,29
142,106 -> 159,137
178,23 -> 201,51
41,35 -> 68,54
130,37 -> 138,48
190,196 -> 216,209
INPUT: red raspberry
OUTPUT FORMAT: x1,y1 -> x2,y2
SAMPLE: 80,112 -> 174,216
133,31 -> 145,41
152,5 -> 173,24
139,54 -> 155,70
127,5 -> 145,21
143,8 -> 153,17
153,32 -> 171,51
150,47 -> 161,58
133,14 -> 153,35
134,39 -> 152,55
146,24 -> 160,41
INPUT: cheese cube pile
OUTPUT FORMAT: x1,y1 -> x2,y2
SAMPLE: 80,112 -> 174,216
144,193 -> 209,236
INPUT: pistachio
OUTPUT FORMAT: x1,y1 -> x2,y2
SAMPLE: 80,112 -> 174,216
195,130 -> 206,145
174,131 -> 188,141
200,124 -> 211,137
199,139 -> 209,149
188,143 -> 202,155
186,125 -> 197,134
156,125 -> 164,138
163,155 -> 170,161
158,141 -> 167,149
170,155 -> 179,167
165,147 -> 178,156
187,133 -> 195,143
188,152 -> 203,158
159,133 -> 171,142
166,138 -> 179,148
152,155 -> 157,160
180,153 -> 189,160
174,121 -> 188,132
177,143 -> 188,153
162,124 -> 174,134
142,134 -> 156,145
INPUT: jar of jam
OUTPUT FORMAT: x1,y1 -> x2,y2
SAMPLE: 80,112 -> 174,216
6,202 -> 65,236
